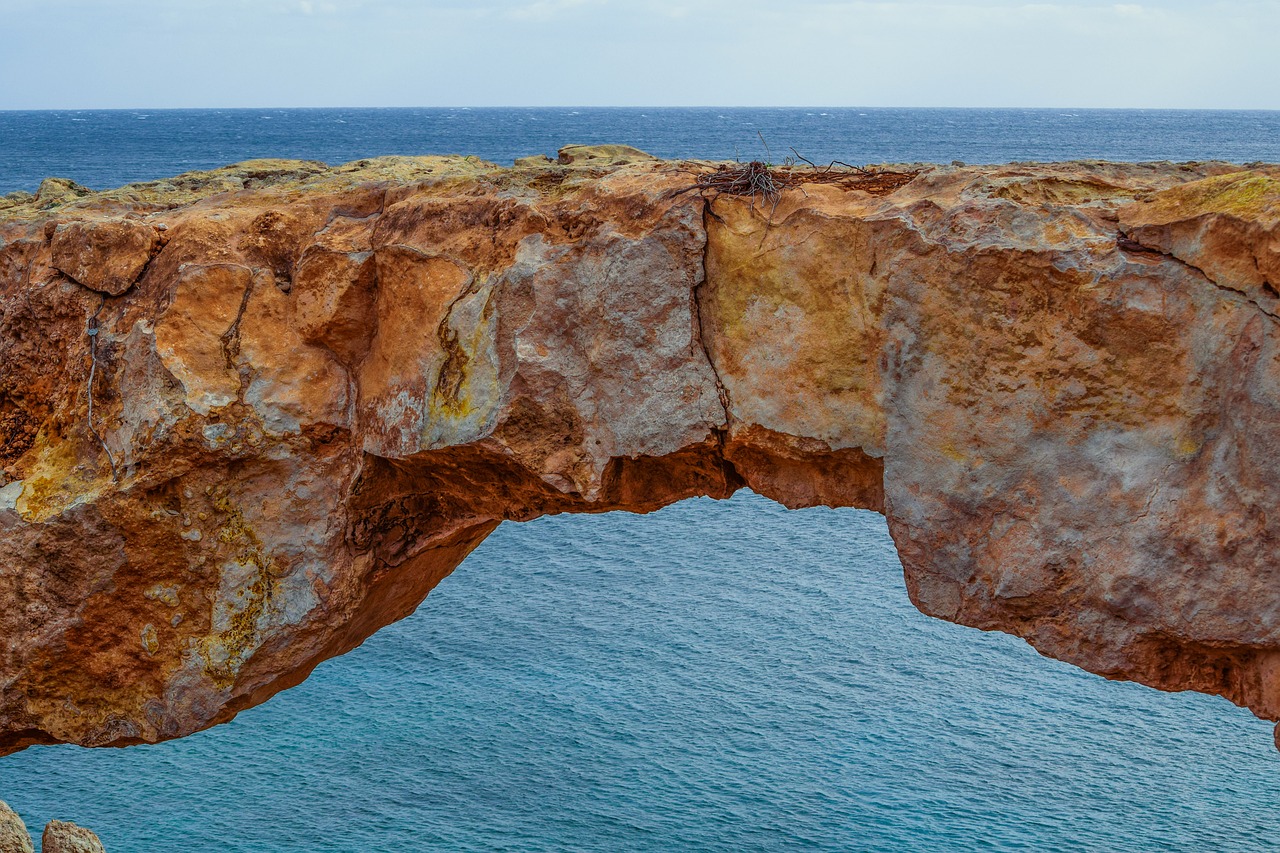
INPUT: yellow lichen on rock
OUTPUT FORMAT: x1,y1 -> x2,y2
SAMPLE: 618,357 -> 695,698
3,153 -> 1280,757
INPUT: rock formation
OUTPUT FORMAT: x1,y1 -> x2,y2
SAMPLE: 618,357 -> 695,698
0,802 -> 105,853
2,147 -> 1280,756
0,801 -> 33,853
40,822 -> 105,853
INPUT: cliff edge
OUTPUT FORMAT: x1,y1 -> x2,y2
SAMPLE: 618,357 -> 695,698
2,148 -> 1280,754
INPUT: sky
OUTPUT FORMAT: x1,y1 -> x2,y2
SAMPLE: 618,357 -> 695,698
1,0 -> 1277,109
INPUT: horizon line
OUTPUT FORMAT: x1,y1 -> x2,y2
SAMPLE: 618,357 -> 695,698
4,105 -> 1280,114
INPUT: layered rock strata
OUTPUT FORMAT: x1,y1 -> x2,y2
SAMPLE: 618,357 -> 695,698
2,148 -> 1279,755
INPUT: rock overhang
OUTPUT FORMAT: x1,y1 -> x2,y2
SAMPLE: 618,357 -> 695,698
2,148 -> 1280,753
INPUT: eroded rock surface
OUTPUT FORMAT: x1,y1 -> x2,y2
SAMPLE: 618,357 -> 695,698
2,150 -> 1280,754
0,801 -> 33,853
41,821 -> 105,853
50,218 -> 160,296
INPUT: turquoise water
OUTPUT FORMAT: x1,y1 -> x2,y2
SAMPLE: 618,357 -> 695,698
4,494 -> 1279,851
3,108 -> 1280,850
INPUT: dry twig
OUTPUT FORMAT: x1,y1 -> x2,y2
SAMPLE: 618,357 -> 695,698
672,155 -> 919,220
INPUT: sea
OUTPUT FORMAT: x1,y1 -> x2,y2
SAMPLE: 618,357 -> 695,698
2,108 -> 1280,852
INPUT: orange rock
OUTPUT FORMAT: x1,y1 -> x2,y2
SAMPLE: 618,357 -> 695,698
50,217 -> 159,295
2,154 -> 1280,755
1119,172 -> 1280,317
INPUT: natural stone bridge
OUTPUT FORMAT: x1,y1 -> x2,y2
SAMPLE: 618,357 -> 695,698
2,146 -> 1279,755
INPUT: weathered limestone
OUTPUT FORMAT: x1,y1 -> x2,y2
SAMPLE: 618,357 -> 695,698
2,150 -> 1280,755
0,801 -> 33,853
41,821 -> 105,853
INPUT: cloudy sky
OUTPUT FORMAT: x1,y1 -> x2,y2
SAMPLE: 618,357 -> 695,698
2,0 -> 1276,109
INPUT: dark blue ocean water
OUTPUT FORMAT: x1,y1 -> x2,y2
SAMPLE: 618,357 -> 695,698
3,109 -> 1280,852
2,107 -> 1279,195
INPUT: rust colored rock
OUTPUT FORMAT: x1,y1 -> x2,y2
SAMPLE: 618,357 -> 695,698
0,801 -> 33,853
2,153 -> 1280,756
50,218 -> 160,296
41,822 -> 105,853
1119,172 -> 1280,317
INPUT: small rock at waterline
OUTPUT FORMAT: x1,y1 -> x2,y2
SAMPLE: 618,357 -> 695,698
41,821 -> 105,853
0,801 -> 33,853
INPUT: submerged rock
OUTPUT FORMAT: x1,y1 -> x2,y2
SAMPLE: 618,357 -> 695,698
1,152 -> 1280,754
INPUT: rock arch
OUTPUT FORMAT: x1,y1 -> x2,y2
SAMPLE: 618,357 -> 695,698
2,152 -> 1279,754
